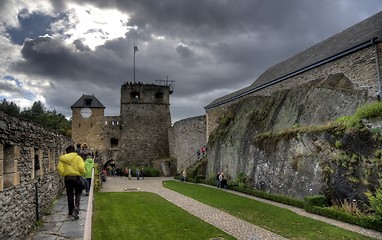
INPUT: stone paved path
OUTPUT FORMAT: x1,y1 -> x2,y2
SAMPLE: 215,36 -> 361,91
100,177 -> 382,240
27,193 -> 88,240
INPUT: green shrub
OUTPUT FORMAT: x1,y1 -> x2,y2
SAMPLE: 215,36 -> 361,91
93,164 -> 101,191
365,187 -> 382,218
235,172 -> 250,188
334,140 -> 343,149
354,101 -> 382,119
304,195 -> 328,210
146,167 -> 160,177
334,101 -> 382,129
201,180 -> 381,232
230,185 -> 305,208
306,206 -> 382,232
194,175 -> 206,183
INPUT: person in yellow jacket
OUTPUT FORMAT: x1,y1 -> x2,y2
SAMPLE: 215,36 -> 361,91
57,145 -> 85,219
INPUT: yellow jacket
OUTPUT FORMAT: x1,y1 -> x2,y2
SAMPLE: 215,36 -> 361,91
57,152 -> 85,177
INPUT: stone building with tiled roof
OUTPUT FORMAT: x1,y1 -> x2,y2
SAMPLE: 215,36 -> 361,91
205,11 -> 382,137
202,11 -> 382,201
71,94 -> 106,151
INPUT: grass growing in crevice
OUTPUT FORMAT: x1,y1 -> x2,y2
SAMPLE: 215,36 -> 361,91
163,180 -> 374,240
92,191 -> 235,240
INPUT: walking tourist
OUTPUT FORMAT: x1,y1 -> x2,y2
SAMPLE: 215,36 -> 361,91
182,169 -> 187,182
84,154 -> 94,196
57,145 -> 85,219
136,168 -> 140,180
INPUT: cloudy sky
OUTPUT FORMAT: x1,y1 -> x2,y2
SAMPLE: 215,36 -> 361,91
0,0 -> 382,123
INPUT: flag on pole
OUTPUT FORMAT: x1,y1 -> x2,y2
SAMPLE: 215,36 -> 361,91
134,45 -> 138,53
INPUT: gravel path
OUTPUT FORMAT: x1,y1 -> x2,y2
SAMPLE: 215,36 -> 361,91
100,177 -> 382,240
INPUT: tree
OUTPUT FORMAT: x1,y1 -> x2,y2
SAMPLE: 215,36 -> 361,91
0,99 -> 71,137
0,99 -> 20,116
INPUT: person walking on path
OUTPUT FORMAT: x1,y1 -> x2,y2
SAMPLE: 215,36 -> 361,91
57,145 -> 85,219
136,168 -> 140,180
84,155 -> 94,196
75,143 -> 81,155
182,169 -> 187,182
80,143 -> 93,160
141,167 -> 145,180
218,172 -> 225,189
216,172 -> 221,188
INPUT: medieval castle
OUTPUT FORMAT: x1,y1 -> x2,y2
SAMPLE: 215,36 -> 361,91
71,81 -> 175,170
1,10 -> 382,239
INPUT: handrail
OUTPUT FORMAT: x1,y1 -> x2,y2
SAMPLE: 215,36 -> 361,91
83,168 -> 94,240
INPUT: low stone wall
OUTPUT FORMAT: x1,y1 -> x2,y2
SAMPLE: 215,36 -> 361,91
0,110 -> 72,239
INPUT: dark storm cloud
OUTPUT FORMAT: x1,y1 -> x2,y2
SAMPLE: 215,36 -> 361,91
73,39 -> 91,51
2,0 -> 382,121
6,12 -> 56,45
13,36 -> 130,88
176,45 -> 194,59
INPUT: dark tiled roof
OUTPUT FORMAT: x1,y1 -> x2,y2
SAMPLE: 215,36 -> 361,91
71,94 -> 105,109
205,11 -> 382,109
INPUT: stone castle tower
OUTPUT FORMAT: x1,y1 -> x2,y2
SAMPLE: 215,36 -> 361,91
71,82 -> 172,167
71,94 -> 106,152
119,82 -> 172,166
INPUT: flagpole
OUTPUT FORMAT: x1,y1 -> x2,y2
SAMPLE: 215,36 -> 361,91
133,43 -> 136,83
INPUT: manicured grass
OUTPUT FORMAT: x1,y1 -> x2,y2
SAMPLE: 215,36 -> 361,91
92,191 -> 235,240
163,180 -> 374,240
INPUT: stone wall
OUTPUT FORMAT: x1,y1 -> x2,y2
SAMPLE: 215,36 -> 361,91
169,115 -> 206,172
0,110 -> 72,239
206,43 -> 382,137
206,75 -> 381,203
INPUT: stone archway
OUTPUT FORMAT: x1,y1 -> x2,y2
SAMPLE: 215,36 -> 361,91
103,159 -> 115,170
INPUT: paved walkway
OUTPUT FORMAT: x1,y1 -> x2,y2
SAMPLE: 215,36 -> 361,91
28,177 -> 382,240
27,192 -> 89,240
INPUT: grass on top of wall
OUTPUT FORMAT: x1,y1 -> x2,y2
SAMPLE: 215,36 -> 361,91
92,191 -> 235,240
163,181 -> 374,240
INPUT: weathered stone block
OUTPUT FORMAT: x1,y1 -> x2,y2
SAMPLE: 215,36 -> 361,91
13,160 -> 17,173
0,144 -> 3,161
0,176 -> 3,191
30,147 -> 34,159
3,173 -> 14,189
14,172 -> 20,186
14,146 -> 20,159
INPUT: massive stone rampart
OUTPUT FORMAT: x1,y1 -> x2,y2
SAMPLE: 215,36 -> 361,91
206,44 -> 381,137
207,74 -> 382,202
0,110 -> 72,239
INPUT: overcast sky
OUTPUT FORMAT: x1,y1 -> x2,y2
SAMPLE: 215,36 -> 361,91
1,0 -> 382,123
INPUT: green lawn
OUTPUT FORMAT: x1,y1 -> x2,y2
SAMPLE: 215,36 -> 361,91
163,180 -> 375,240
92,191 -> 235,240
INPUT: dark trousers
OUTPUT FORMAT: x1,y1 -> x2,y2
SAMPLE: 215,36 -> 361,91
86,178 -> 92,193
65,176 -> 82,214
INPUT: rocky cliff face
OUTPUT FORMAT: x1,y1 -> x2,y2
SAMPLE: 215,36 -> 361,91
207,73 -> 381,202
